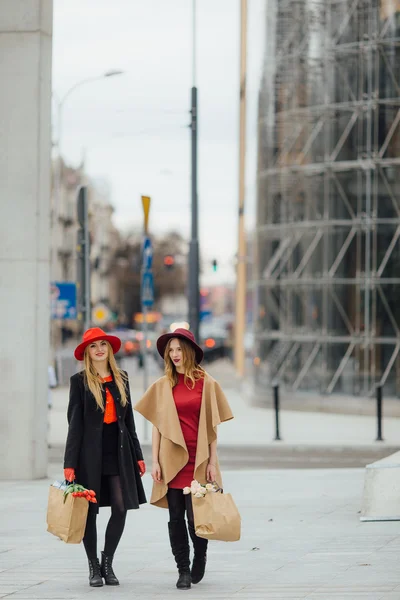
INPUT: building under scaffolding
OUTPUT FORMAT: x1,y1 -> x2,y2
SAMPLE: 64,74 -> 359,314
254,0 -> 400,396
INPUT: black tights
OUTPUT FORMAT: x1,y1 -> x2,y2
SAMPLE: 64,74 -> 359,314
83,475 -> 127,560
167,488 -> 194,526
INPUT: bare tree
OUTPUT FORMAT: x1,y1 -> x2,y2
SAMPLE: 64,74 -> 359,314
110,231 -> 187,326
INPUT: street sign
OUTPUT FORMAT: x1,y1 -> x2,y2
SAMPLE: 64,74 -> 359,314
50,282 -> 77,320
141,196 -> 151,234
200,310 -> 212,322
141,270 -> 154,307
142,236 -> 153,270
92,303 -> 111,326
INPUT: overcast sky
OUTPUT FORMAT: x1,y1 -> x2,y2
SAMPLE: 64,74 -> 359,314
52,0 -> 266,284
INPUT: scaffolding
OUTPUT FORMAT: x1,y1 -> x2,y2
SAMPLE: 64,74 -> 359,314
254,0 -> 400,396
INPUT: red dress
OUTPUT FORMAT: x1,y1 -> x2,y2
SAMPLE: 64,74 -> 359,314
168,374 -> 204,489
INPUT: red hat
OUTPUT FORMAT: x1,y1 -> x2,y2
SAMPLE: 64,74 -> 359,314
156,328 -> 204,364
74,327 -> 122,361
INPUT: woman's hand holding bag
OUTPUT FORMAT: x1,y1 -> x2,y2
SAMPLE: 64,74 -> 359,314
206,462 -> 217,483
186,480 -> 241,542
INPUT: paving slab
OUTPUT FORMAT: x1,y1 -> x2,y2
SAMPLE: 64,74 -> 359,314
1,469 -> 400,599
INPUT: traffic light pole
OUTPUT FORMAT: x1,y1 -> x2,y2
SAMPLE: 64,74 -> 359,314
140,266 -> 149,442
234,0 -> 247,377
189,86 -> 200,343
141,198 -> 152,442
188,1 -> 200,343
142,302 -> 149,422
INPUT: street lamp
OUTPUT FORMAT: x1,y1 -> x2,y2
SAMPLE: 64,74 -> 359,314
53,69 -> 124,217
50,69 -> 124,352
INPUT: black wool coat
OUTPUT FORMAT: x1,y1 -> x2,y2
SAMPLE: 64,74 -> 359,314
64,371 -> 146,512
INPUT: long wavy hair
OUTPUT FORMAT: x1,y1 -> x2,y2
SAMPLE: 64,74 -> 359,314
164,337 -> 205,389
83,341 -> 128,410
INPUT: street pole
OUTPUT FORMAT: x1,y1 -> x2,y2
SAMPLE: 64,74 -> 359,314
143,302 -> 149,391
188,0 -> 200,342
234,0 -> 247,377
141,196 -> 152,442
84,193 -> 91,332
77,186 -> 91,332
141,282 -> 149,444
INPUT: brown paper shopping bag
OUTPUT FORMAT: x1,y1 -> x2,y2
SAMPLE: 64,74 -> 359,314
193,489 -> 241,542
46,485 -> 89,544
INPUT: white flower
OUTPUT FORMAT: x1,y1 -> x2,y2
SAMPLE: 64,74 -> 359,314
190,480 -> 201,494
199,486 -> 207,495
205,483 -> 214,492
183,487 -> 191,495
194,491 -> 203,498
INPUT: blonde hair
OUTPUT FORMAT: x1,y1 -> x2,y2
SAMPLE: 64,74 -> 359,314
164,337 -> 205,389
83,341 -> 128,410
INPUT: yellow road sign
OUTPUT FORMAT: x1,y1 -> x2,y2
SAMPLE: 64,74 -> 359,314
141,196 -> 151,234
92,304 -> 111,326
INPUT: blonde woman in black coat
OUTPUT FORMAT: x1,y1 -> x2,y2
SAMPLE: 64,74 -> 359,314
64,327 -> 146,587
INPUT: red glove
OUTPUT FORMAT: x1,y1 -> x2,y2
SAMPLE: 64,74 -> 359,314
64,468 -> 75,482
138,460 -> 146,477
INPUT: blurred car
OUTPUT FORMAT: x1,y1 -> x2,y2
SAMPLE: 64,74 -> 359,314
113,329 -> 141,359
199,322 -> 228,362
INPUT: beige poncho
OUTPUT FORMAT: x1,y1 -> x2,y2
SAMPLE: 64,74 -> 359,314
134,372 -> 233,508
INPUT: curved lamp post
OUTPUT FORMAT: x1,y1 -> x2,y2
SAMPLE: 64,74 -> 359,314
53,69 -> 124,215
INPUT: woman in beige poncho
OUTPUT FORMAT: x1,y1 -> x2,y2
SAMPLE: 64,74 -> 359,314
134,328 -> 233,590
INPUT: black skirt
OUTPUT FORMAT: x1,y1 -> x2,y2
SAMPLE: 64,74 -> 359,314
102,422 -> 119,476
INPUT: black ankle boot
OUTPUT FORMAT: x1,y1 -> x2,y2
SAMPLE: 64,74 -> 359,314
188,522 -> 208,584
176,570 -> 191,590
88,558 -> 103,587
168,519 -> 191,590
100,551 -> 119,585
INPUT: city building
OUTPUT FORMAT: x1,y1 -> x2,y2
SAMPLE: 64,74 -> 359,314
253,0 -> 400,396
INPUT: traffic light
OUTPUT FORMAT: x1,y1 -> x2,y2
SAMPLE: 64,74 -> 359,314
164,255 -> 175,269
212,259 -> 218,272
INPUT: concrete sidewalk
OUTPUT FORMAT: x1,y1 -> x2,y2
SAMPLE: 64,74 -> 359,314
4,360 -> 400,598
1,468 -> 400,599
48,374 -> 400,451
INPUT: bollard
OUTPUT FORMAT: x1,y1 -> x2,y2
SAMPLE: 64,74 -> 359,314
273,384 -> 281,441
376,384 -> 384,442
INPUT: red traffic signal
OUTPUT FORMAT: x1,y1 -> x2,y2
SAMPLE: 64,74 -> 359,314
164,255 -> 175,268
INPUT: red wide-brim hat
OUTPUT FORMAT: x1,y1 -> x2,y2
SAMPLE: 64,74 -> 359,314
74,327 -> 121,361
156,327 -> 204,364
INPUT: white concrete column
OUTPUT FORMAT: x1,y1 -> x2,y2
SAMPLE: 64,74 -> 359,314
0,0 -> 53,479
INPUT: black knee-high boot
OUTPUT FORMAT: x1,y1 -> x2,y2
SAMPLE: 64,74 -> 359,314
188,522 -> 208,584
168,519 -> 191,590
